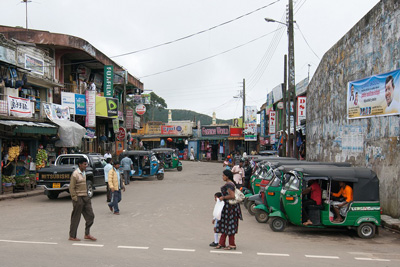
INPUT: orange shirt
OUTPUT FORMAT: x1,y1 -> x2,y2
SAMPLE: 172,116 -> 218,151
332,185 -> 353,202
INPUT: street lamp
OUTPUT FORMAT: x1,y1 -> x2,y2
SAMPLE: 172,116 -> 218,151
264,18 -> 287,26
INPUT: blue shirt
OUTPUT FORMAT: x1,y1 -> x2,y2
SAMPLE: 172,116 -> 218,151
104,163 -> 112,182
121,157 -> 133,171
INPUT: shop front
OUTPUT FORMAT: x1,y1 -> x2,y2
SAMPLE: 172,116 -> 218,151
193,125 -> 230,161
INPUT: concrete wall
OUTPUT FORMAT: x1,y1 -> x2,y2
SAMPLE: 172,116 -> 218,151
307,0 -> 400,217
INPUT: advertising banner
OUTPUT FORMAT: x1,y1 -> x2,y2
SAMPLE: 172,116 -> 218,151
75,94 -> 86,115
260,109 -> 266,137
8,96 -> 32,118
134,116 -> 141,129
126,109 -> 134,130
95,96 -> 118,118
85,91 -> 96,127
85,128 -> 95,139
104,65 -> 114,97
161,125 -> 182,135
347,69 -> 400,119
269,111 -> 276,134
142,94 -> 151,105
244,106 -> 257,141
297,96 -> 306,125
136,104 -> 146,115
25,54 -> 44,75
43,103 -> 70,120
231,118 -> 243,128
201,126 -> 229,136
230,127 -> 243,137
62,92 -> 86,115
113,118 -> 119,133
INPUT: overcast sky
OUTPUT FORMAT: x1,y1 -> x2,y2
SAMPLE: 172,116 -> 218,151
1,0 -> 380,120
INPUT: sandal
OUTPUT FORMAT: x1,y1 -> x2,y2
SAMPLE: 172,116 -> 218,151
224,246 -> 236,250
214,245 -> 224,249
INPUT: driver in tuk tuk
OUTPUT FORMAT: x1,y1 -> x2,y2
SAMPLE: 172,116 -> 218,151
331,181 -> 353,223
301,180 -> 322,226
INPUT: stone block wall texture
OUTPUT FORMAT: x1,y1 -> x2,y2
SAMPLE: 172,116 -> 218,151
307,0 -> 400,217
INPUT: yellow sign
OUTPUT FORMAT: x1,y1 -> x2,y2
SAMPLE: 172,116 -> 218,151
96,96 -> 118,118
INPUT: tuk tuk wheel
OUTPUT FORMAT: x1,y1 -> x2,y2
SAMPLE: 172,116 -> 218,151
243,198 -> 249,209
270,217 -> 286,232
157,174 -> 164,180
86,180 -> 94,199
248,202 -> 256,216
177,166 -> 183,171
255,210 -> 269,223
357,223 -> 376,239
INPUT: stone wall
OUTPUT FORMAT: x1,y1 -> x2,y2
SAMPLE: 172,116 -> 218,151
307,0 -> 400,217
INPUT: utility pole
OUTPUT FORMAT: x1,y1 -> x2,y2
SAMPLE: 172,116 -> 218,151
287,0 -> 296,157
22,0 -> 31,30
282,55 -> 287,157
242,78 -> 246,154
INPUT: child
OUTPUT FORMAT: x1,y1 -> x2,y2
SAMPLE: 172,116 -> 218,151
210,192 -> 223,247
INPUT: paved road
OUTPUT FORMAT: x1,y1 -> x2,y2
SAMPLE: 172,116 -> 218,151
1,161 -> 399,267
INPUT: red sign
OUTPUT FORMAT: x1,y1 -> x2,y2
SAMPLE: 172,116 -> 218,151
297,96 -> 306,125
269,111 -> 276,134
230,127 -> 243,137
161,125 -> 182,135
136,104 -> 146,115
117,127 -> 126,141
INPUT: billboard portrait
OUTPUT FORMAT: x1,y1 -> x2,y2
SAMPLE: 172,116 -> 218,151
347,68 -> 400,119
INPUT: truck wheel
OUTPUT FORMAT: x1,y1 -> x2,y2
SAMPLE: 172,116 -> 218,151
255,210 -> 269,223
86,180 -> 94,199
177,166 -> 183,171
157,174 -> 164,180
270,217 -> 286,232
357,223 -> 376,239
248,201 -> 256,216
47,191 -> 59,199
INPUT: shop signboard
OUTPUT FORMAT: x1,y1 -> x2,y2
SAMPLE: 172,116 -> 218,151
297,96 -> 306,125
142,94 -> 151,104
95,96 -> 118,118
43,103 -> 70,120
161,125 -> 183,135
136,104 -> 146,115
260,109 -> 266,137
25,54 -> 44,75
61,92 -> 76,114
0,46 -> 16,65
8,96 -> 32,118
201,126 -> 229,136
269,111 -> 276,134
117,127 -> 126,141
85,91 -> 96,127
272,84 -> 283,104
116,140 -> 124,155
347,68 -> 400,119
270,133 -> 276,145
113,118 -> 119,133
231,118 -> 243,128
230,127 -> 243,137
244,106 -> 257,141
126,109 -> 134,130
85,128 -> 95,139
296,77 -> 309,96
75,94 -> 86,115
104,65 -> 114,97
133,95 -> 142,104
148,124 -> 162,135
134,115 -> 141,129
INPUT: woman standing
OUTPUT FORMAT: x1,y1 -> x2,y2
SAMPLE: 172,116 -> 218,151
215,169 -> 243,250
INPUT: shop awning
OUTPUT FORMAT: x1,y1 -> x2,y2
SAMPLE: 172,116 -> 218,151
142,138 -> 160,142
52,119 -> 86,147
228,136 -> 245,140
0,120 -> 58,135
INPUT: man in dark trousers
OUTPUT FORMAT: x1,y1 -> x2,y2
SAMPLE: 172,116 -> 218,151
68,157 -> 96,241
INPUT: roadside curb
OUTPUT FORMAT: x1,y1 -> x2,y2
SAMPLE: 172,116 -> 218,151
0,188 -> 44,201
381,215 -> 400,233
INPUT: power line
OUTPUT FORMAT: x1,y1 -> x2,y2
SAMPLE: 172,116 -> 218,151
139,29 -> 282,79
295,22 -> 320,60
110,0 -> 282,58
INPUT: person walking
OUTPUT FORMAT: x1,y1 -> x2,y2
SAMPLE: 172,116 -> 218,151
215,170 -> 243,250
68,157 -> 96,241
104,151 -> 112,160
231,159 -> 245,189
108,161 -> 125,215
104,158 -> 113,202
120,154 -> 133,185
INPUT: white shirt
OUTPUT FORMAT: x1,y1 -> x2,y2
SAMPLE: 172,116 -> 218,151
231,165 -> 244,185
104,153 -> 112,159
89,82 -> 96,91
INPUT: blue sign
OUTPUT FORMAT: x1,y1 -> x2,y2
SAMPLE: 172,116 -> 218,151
75,94 -> 86,115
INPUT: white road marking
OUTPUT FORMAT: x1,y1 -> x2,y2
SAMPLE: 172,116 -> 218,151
118,246 -> 149,250
0,239 -> 57,245
355,257 -> 390,262
305,255 -> 339,259
257,253 -> 290,257
72,243 -> 104,247
210,250 -> 242,255
163,248 -> 195,252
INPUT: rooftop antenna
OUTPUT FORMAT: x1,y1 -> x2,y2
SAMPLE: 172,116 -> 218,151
22,0 -> 31,30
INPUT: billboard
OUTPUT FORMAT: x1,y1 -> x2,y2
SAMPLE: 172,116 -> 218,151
244,106 -> 257,141
231,118 -> 243,128
85,91 -> 96,127
297,96 -> 306,125
8,96 -> 32,118
96,96 -> 118,118
347,69 -> 400,119
61,92 -> 86,115
269,111 -> 276,134
201,126 -> 229,136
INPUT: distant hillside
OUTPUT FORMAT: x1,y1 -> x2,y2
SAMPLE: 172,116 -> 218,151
146,108 -> 232,125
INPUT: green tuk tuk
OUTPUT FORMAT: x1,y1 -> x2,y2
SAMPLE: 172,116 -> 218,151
152,148 -> 183,171
268,166 -> 381,238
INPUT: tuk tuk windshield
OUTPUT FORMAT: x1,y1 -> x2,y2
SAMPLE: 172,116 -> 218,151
283,174 -> 300,191
259,168 -> 274,180
269,176 -> 281,187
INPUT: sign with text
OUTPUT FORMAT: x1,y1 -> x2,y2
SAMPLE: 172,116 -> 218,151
230,127 -> 243,137
126,109 -> 134,130
61,92 -> 86,115
347,68 -> 400,119
161,125 -> 183,135
260,109 -> 266,137
43,103 -> 70,121
297,96 -> 306,125
95,96 -> 118,118
269,111 -> 276,134
201,126 -> 229,136
8,96 -> 32,118
134,115 -> 141,129
104,65 -> 114,97
136,104 -> 146,115
25,54 -> 44,75
244,106 -> 257,141
85,91 -> 96,127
